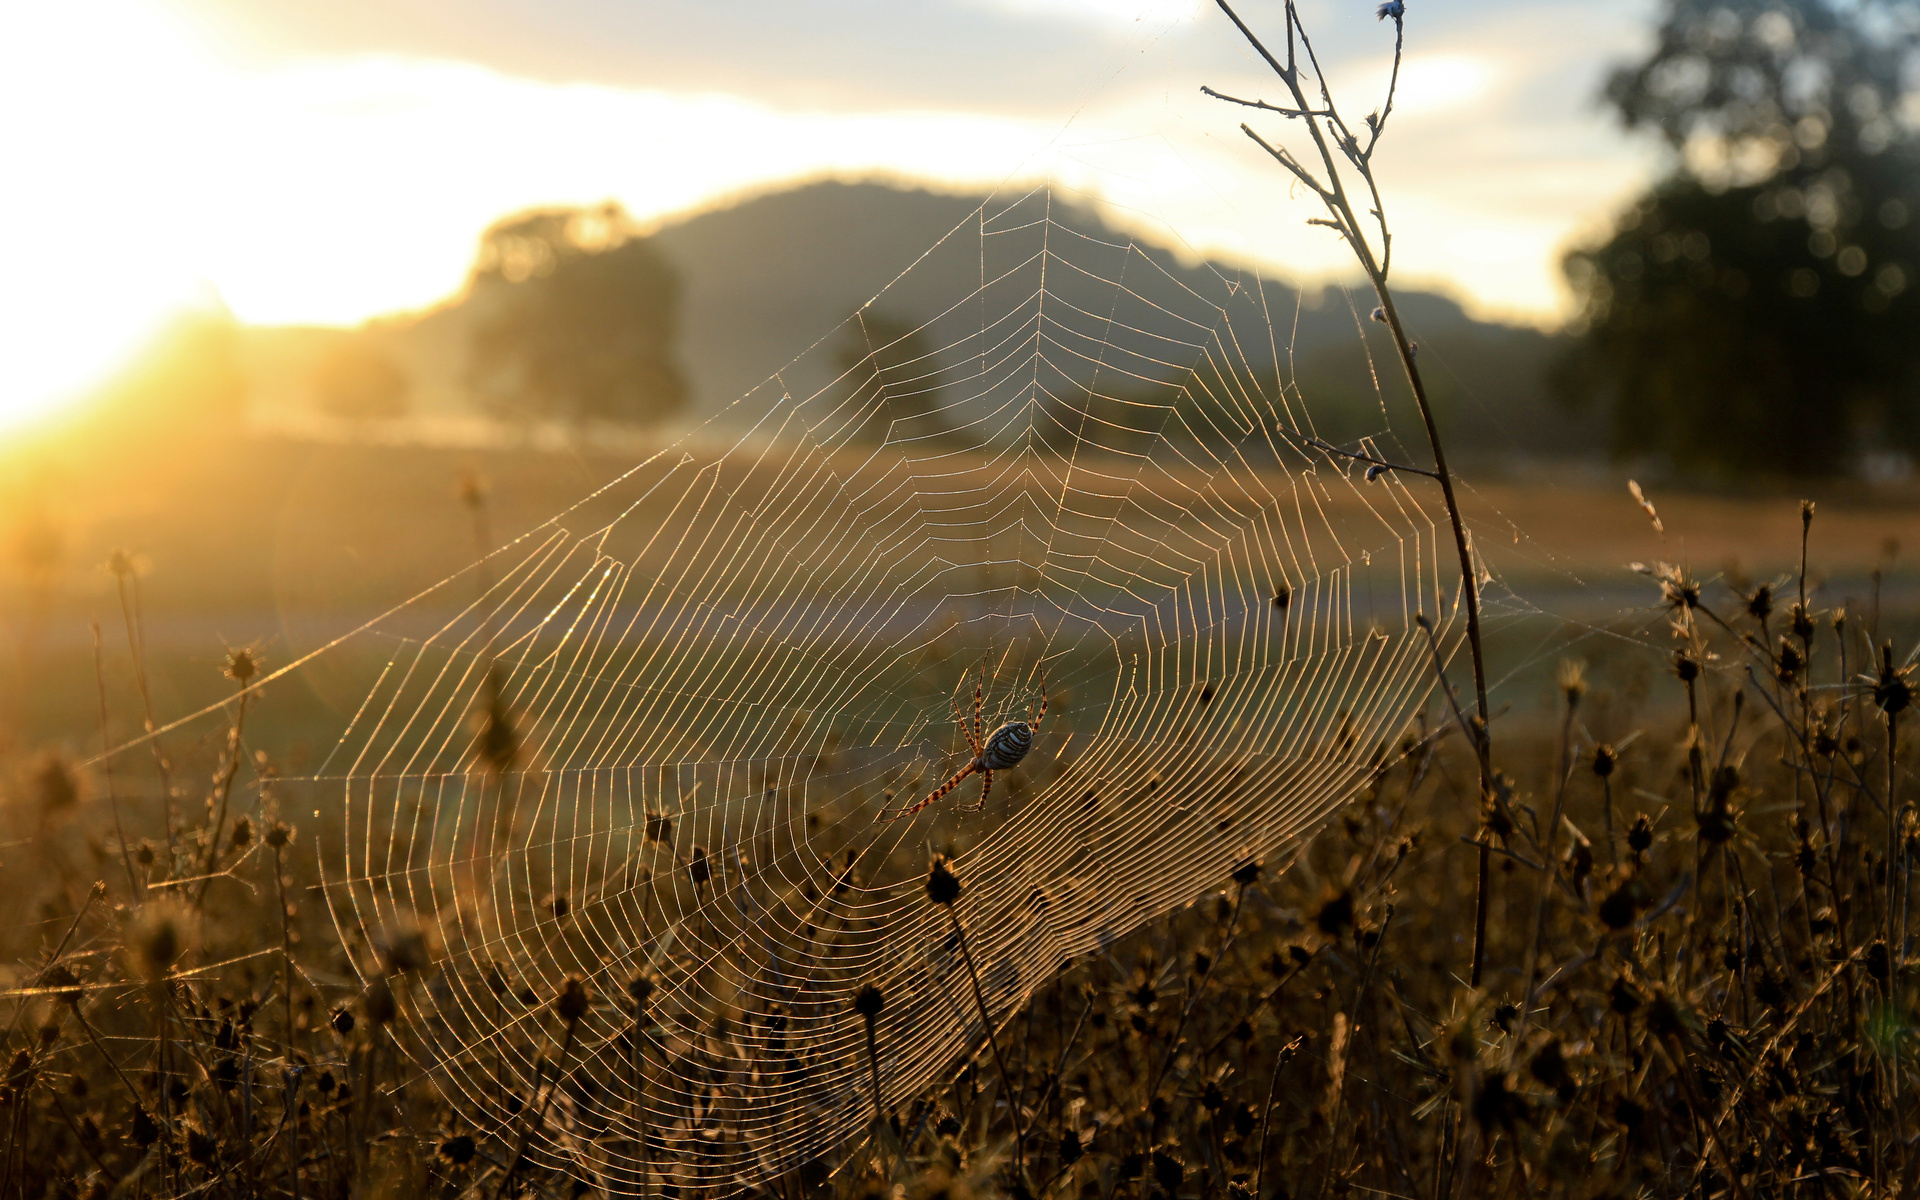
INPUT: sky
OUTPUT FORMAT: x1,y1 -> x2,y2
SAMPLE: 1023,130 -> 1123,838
0,0 -> 1666,434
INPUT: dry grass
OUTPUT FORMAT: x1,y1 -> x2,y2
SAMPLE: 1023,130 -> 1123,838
1,442 -> 1918,1197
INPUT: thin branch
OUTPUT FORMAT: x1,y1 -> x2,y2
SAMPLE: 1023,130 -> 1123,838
1239,125 -> 1332,201
1201,86 -> 1330,119
1212,0 -> 1294,83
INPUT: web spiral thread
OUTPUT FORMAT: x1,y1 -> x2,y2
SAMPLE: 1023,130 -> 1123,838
299,186 -> 1464,1191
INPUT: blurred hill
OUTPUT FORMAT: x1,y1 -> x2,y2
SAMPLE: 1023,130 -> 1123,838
234,179 -> 1593,464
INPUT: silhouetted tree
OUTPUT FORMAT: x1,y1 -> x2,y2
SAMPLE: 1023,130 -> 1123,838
468,204 -> 688,426
1562,0 -> 1920,476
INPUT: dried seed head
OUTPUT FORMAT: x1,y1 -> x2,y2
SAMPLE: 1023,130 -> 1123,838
926,857 -> 962,906
331,1006 -> 355,1035
1556,659 -> 1587,708
1747,583 -> 1773,621
224,648 -> 258,685
627,974 -> 655,1010
34,756 -> 78,814
1777,636 -> 1803,683
41,964 -> 81,1007
1231,859 -> 1261,886
555,976 -> 590,1024
1672,650 -> 1700,683
1800,498 -> 1815,528
644,811 -> 672,843
364,977 -> 397,1027
1627,814 -> 1654,853
1874,642 -> 1912,715
1592,744 -> 1617,778
438,1135 -> 477,1165
1790,603 -> 1814,642
688,846 -> 711,886
1314,888 -> 1355,936
1151,1148 -> 1186,1191
228,816 -> 252,850
127,900 -> 195,982
852,983 -> 885,1018
266,821 -> 293,848
473,668 -> 519,776
458,470 -> 489,510
378,922 -> 433,975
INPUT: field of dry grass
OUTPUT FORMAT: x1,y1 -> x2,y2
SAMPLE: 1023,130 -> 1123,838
3,427 -> 1919,1198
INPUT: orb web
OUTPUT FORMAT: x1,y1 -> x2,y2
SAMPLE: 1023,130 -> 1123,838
297,185 -> 1464,1190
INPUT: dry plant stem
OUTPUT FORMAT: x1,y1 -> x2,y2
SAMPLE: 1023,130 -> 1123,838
945,905 -> 1029,1179
93,621 -> 142,896
1252,1035 -> 1301,1199
196,689 -> 251,904
1146,880 -> 1248,1106
285,1068 -> 302,1200
118,569 -> 179,868
1210,0 -> 1494,984
496,1013 -> 581,1200
272,842 -> 298,1060
1886,703 -> 1899,985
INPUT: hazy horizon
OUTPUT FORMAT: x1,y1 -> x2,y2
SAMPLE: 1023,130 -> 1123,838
6,0 -> 1663,434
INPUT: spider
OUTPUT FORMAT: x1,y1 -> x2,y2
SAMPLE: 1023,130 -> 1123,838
880,662 -> 1047,821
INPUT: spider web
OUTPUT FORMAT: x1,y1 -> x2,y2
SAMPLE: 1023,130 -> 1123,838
295,183 -> 1466,1190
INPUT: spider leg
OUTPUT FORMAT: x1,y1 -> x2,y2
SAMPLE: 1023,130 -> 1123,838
953,693 -> 979,756
961,768 -> 994,813
1030,674 -> 1048,732
973,668 -> 984,759
879,763 -> 976,821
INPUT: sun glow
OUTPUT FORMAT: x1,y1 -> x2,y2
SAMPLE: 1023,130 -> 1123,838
2,0 -> 1651,438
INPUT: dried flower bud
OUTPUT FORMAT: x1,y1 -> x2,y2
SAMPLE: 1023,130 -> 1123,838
1627,814 -> 1653,853
1672,650 -> 1700,683
627,974 -> 655,1009
1592,744 -> 1617,778
926,857 -> 963,906
1747,584 -> 1773,621
1875,642 -> 1912,715
1790,603 -> 1814,642
555,976 -> 590,1024
127,901 -> 194,982
364,977 -> 397,1027
1776,636 -> 1803,683
224,648 -> 258,685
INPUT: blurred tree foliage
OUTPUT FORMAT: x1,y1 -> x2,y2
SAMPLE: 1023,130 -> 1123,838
1562,0 -> 1920,476
468,203 -> 688,426
836,312 -> 955,445
313,337 -> 408,421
